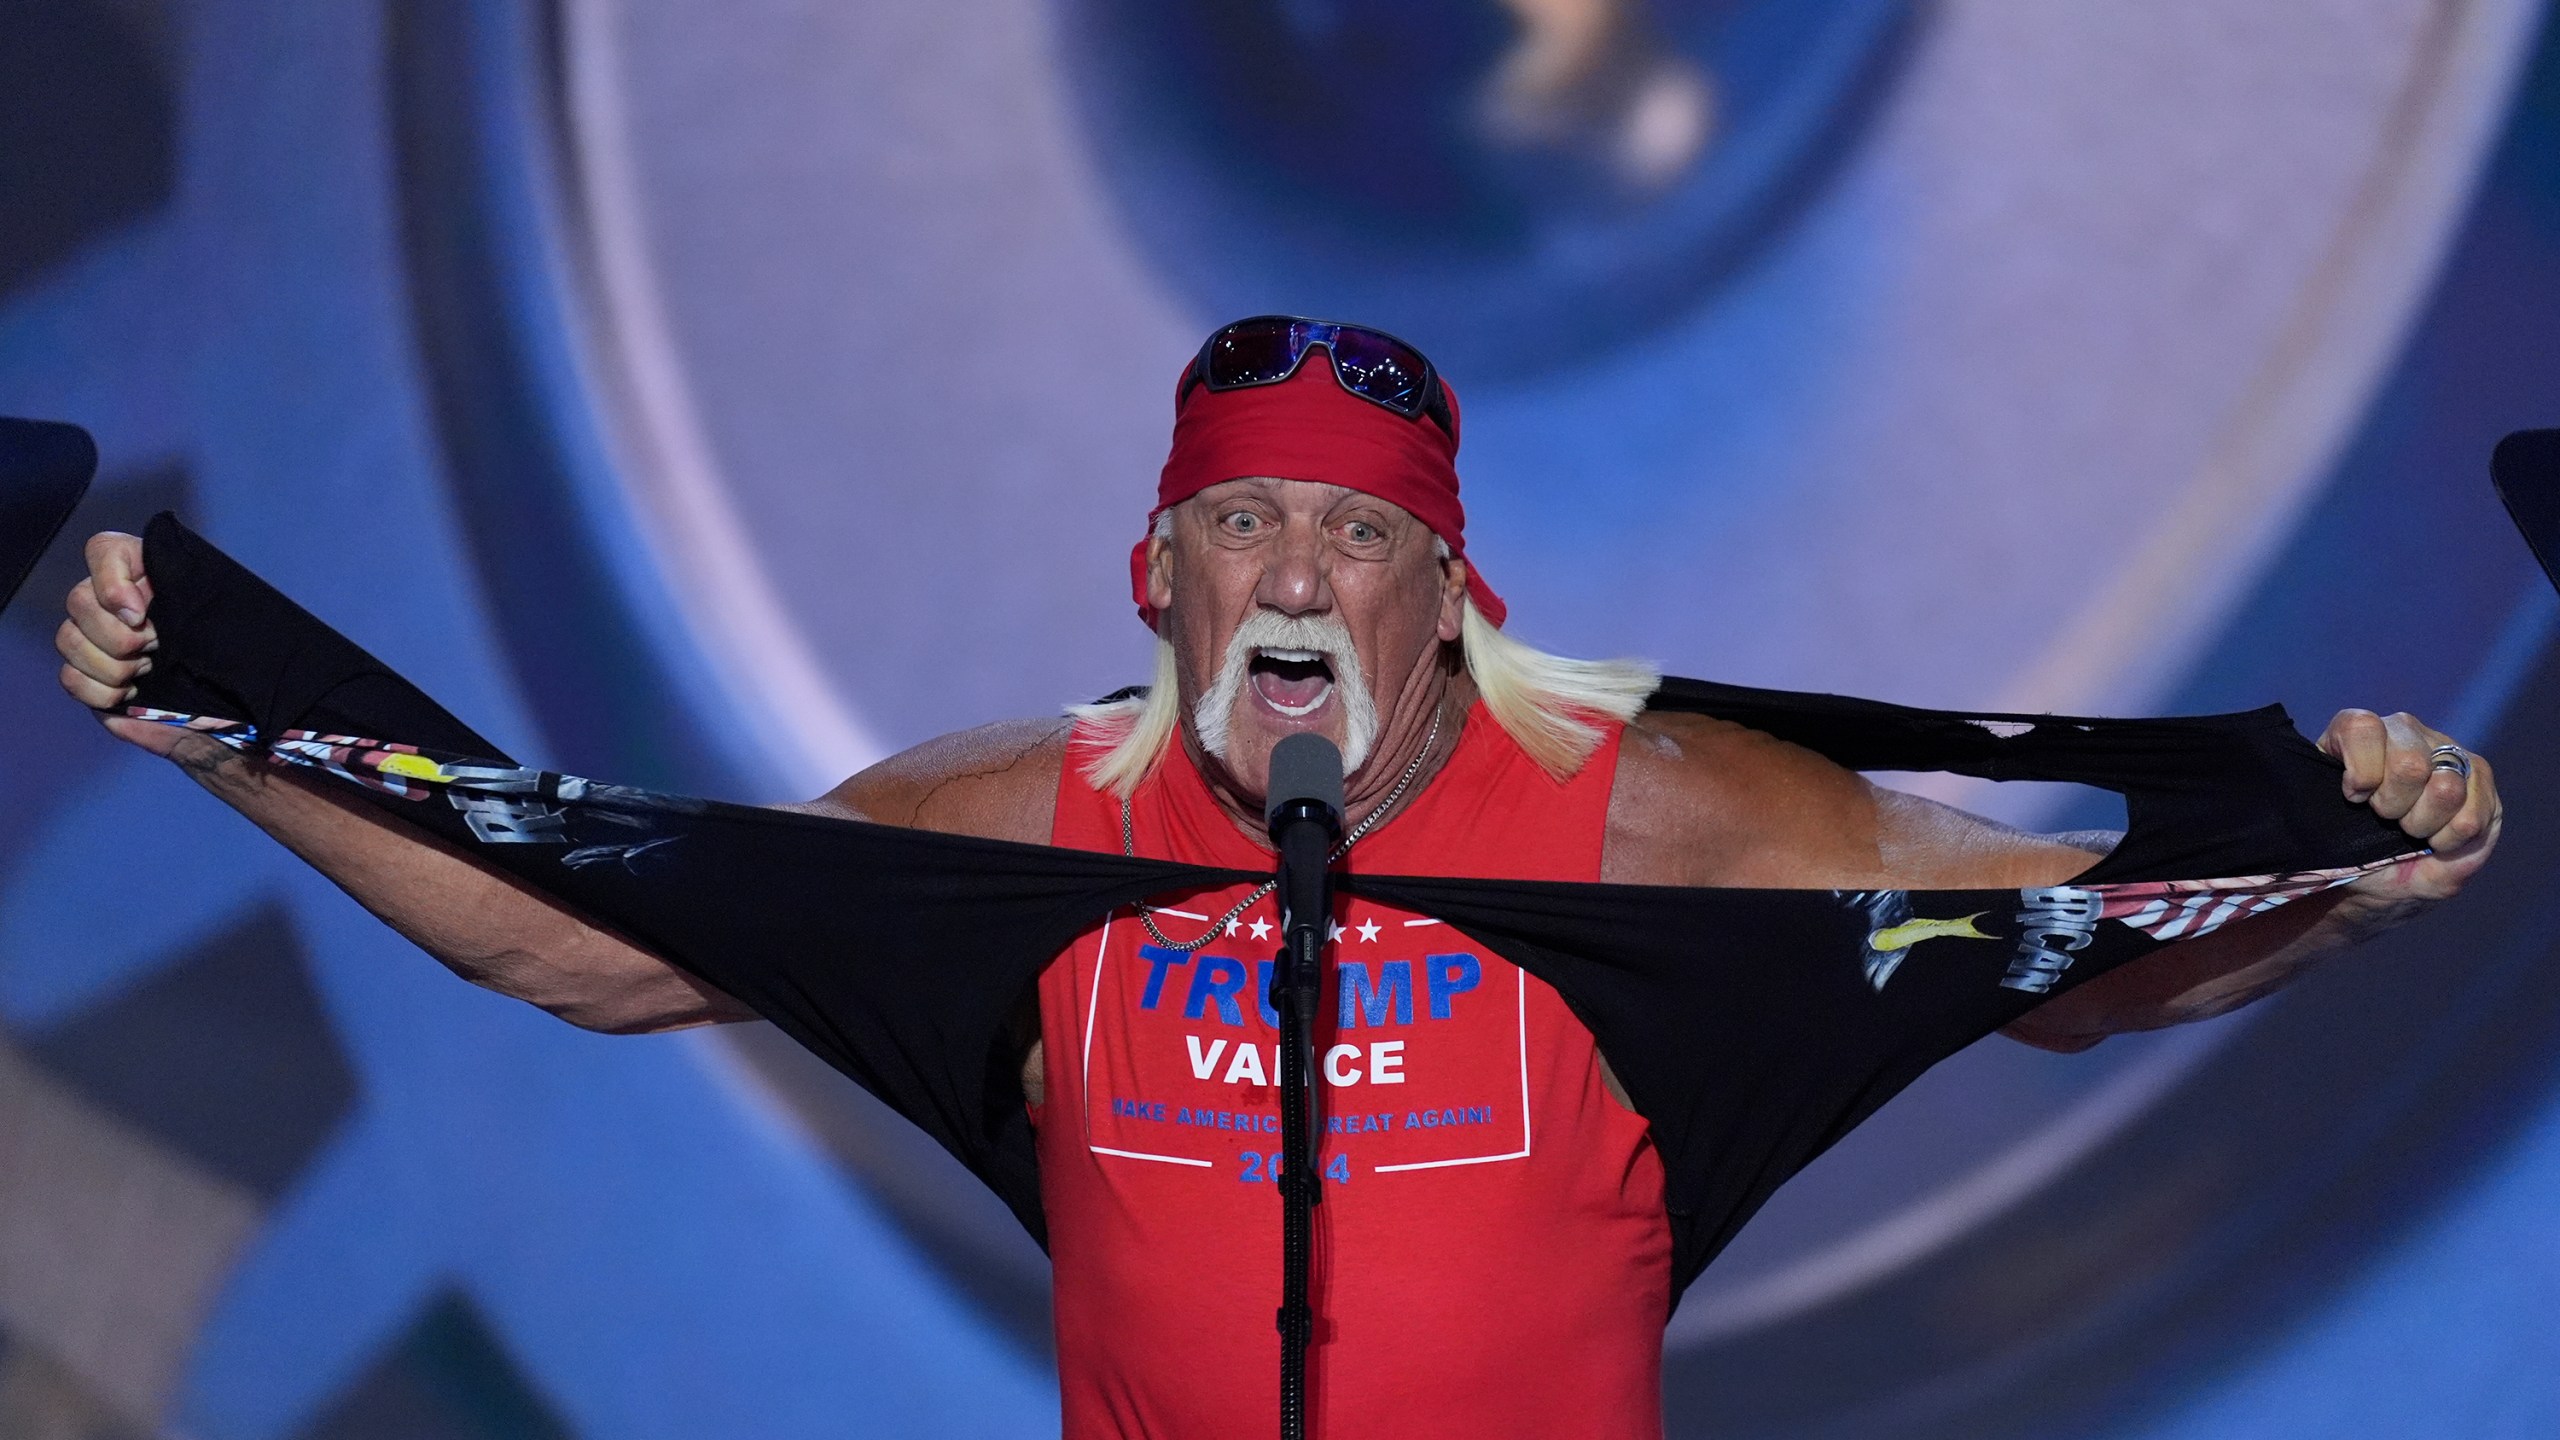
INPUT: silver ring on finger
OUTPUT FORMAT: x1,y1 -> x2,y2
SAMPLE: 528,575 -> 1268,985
2428,743 -> 2471,781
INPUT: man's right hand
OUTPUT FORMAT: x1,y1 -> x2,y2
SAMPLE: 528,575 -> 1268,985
55,530 -> 191,756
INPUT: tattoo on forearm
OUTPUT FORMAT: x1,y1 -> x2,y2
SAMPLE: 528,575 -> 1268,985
170,736 -> 258,792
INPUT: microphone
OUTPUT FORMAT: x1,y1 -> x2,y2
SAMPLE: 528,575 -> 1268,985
1265,733 -> 1345,885
1265,733 -> 1344,1017
1264,733 -> 1342,1132
1261,733 -> 1342,1440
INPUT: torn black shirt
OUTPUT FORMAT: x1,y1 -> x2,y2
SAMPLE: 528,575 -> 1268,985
124,514 -> 2420,1300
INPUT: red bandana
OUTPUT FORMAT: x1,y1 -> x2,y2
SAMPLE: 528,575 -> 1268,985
1131,352 -> 1506,628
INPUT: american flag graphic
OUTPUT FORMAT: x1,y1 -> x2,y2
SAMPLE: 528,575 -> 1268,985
2096,860 -> 2402,942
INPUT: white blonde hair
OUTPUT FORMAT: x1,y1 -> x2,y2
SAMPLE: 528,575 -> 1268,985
1067,523 -> 1658,799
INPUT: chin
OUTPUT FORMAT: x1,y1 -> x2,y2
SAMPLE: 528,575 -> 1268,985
1241,706 -> 1344,779
1211,691 -> 1352,798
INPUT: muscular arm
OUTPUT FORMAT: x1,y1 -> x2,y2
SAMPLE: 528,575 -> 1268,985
161,730 -> 755,1033
59,527 -> 1075,1034
1603,711 -> 2103,892
1604,708 -> 2494,1053
161,717 -> 1069,1034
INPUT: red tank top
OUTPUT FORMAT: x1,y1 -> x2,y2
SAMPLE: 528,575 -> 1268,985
1038,705 -> 1671,1438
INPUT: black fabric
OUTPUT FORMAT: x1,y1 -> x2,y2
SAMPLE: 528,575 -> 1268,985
2493,429 -> 2560,600
1349,873 -> 2107,1285
131,513 -> 2423,1297
141,514 -> 504,760
0,417 -> 96,618
1641,677 -> 2417,884
137,515 -> 1258,1248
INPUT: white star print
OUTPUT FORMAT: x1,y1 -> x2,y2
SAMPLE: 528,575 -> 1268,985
1355,919 -> 1382,943
1327,920 -> 1345,943
1248,917 -> 1273,941
1226,917 -> 1240,936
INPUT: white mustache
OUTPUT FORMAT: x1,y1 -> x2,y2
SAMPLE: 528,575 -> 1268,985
1192,611 -> 1379,775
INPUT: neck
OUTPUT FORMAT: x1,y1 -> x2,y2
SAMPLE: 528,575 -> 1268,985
1190,668 -> 1476,851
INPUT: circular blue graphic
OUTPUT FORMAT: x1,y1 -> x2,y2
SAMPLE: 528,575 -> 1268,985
1062,0 -> 1913,378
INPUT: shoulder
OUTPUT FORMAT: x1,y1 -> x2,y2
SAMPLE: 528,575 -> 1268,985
793,716 -> 1071,846
1604,707 -> 2101,889
1604,708 -> 1878,885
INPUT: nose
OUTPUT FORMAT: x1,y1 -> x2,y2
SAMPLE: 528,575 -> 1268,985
1253,517 -> 1330,616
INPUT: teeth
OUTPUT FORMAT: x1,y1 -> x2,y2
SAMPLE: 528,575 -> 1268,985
1265,692 -> 1327,717
1258,648 -> 1324,663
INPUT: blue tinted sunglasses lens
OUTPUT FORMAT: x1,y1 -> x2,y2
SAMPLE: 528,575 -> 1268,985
1206,320 -> 1308,386
1319,328 -> 1426,414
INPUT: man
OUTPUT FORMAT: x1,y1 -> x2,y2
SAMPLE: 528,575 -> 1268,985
57,316 -> 2500,1437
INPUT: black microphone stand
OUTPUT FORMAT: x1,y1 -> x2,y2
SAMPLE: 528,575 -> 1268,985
1265,735 -> 1343,1440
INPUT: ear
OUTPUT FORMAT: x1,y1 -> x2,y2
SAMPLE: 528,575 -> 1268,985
1146,524 -> 1176,616
1435,554 -> 1467,644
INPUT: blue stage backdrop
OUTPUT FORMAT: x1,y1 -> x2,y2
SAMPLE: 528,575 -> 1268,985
3,1 -> 2559,1436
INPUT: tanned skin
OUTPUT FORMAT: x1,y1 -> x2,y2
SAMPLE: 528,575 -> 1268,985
58,486 -> 2502,1096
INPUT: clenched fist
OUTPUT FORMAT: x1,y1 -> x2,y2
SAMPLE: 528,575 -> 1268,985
2319,708 -> 2500,906
54,530 -> 200,756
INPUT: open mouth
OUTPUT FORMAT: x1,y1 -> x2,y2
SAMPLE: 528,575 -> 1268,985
1248,648 -> 1336,717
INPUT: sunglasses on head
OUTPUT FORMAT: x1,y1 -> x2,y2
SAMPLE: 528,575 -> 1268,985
1181,316 -> 1454,438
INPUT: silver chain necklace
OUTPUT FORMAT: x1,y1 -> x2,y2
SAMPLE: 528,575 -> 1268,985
1124,705 -> 1446,952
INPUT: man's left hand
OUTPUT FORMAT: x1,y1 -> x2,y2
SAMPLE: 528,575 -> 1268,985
2319,709 -> 2501,905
